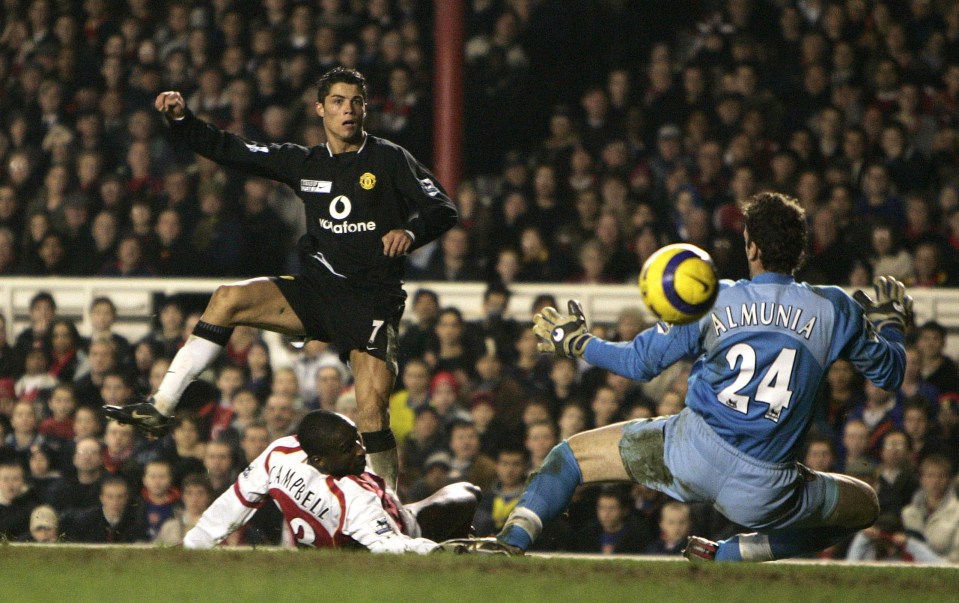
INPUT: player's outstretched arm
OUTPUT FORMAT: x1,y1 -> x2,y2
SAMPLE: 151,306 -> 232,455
341,483 -> 437,554
183,483 -> 263,548
184,442 -> 275,548
533,299 -> 701,380
155,91 -> 307,185
840,276 -> 909,390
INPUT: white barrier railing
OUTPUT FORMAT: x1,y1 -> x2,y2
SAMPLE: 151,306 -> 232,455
1,277 -> 958,353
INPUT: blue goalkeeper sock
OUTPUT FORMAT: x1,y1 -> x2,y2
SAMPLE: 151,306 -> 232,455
716,526 -> 856,561
498,441 -> 583,550
499,521 -> 535,551
715,537 -> 745,561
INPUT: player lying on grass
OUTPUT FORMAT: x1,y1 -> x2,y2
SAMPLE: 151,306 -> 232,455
441,192 -> 910,560
184,410 -> 479,553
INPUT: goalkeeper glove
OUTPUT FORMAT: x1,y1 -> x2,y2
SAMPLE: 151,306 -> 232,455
853,276 -> 913,333
532,300 -> 593,358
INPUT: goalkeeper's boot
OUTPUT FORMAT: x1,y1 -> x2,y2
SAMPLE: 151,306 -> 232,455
434,537 -> 524,556
683,536 -> 718,562
103,399 -> 172,437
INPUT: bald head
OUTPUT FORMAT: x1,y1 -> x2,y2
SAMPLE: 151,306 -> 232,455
74,436 -> 103,474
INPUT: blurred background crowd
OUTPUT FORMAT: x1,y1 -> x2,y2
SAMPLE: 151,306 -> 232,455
2,0 -> 959,560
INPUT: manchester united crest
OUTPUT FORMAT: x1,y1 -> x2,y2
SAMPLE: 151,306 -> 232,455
359,172 -> 376,190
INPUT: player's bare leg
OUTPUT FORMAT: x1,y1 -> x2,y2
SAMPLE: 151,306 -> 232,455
350,349 -> 399,491
496,422 -> 629,551
691,471 -> 879,562
566,423 -> 631,481
819,472 -> 880,528
159,278 -> 306,411
105,278 -> 304,434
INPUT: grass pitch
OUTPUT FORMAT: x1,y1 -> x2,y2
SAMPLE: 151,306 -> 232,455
2,545 -> 956,603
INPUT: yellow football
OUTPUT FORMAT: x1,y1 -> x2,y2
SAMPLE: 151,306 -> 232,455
638,243 -> 719,324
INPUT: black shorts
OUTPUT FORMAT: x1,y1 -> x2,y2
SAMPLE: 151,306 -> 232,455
272,260 -> 406,374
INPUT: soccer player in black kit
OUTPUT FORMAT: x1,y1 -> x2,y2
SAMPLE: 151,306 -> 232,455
105,68 -> 457,489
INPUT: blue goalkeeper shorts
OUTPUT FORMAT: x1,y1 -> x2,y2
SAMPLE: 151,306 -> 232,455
618,408 -> 840,530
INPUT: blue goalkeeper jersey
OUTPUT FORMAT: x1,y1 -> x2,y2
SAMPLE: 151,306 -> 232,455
585,272 -> 906,463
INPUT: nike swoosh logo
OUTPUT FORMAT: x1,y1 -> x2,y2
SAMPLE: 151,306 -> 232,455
689,275 -> 711,293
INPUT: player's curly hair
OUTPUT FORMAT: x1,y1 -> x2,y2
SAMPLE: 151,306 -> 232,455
316,67 -> 368,103
742,192 -> 807,275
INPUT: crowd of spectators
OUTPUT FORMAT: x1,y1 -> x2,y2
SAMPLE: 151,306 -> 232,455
0,283 -> 958,559
3,0 -> 959,559
0,0 -> 437,277
433,0 -> 959,291
2,0 -> 959,286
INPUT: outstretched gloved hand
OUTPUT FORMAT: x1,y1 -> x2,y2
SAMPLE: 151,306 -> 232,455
532,300 -> 594,358
853,276 -> 913,333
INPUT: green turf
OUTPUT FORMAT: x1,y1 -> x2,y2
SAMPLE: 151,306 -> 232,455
1,546 -> 956,603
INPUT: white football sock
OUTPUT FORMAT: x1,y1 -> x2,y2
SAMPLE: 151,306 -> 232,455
738,533 -> 775,562
153,335 -> 224,416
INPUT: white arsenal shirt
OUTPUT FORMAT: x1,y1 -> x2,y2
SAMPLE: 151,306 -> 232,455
183,436 -> 436,554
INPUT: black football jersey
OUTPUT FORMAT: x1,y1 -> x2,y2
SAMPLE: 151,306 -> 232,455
169,111 -> 457,287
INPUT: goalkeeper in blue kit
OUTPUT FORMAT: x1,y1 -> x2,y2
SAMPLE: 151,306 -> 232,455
441,192 -> 911,561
